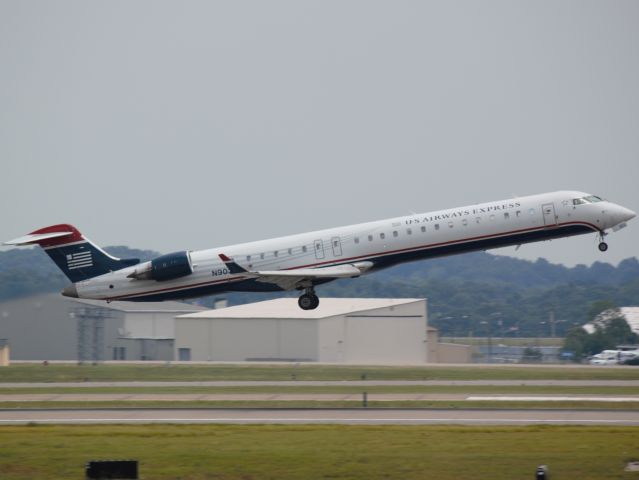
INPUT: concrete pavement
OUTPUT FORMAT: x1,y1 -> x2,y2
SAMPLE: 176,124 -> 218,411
1,408 -> 638,425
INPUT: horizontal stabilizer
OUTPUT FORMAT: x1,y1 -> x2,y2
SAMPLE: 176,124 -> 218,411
4,231 -> 73,246
5,224 -> 140,283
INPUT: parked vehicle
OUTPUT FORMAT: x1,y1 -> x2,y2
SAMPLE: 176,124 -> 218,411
589,350 -> 621,365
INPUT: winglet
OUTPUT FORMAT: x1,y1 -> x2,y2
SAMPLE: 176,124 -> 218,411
219,254 -> 250,274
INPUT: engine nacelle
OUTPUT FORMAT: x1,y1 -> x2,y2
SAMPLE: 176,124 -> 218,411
150,251 -> 193,281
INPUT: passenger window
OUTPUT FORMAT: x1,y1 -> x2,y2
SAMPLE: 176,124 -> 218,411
393,231 -> 398,237
504,212 -> 509,220
302,246 -> 307,253
246,255 -> 251,261
274,251 -> 278,257
434,224 -> 440,230
406,228 -> 412,235
529,208 -> 535,215
489,214 -> 495,221
248,264 -> 253,269
462,219 -> 468,226
354,237 -> 359,244
516,211 -> 521,217
288,248 -> 292,255
421,226 -> 426,233
368,235 -> 373,242
448,221 -> 454,228
476,217 -> 481,224
380,233 -> 385,240
260,253 -> 265,259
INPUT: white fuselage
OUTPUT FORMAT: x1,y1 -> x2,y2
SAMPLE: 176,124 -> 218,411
75,190 -> 635,302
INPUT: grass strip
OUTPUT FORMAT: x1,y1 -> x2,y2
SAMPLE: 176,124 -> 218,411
2,363 -> 639,382
1,400 -> 638,409
2,385 -> 639,395
0,424 -> 638,479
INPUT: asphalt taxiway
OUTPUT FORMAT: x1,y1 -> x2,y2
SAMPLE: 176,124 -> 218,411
1,393 -> 638,402
1,408 -> 637,426
1,380 -> 638,388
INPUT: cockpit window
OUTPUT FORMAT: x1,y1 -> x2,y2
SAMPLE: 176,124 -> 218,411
573,195 -> 604,205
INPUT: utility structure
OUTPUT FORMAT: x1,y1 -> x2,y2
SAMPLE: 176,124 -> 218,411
71,304 -> 114,364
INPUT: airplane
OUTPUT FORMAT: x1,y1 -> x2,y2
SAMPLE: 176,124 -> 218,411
4,191 -> 636,310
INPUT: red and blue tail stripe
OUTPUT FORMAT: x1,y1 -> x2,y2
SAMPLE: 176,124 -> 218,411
5,224 -> 139,283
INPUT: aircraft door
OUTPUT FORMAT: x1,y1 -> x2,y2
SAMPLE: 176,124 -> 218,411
314,239 -> 325,259
331,237 -> 343,257
542,203 -> 558,226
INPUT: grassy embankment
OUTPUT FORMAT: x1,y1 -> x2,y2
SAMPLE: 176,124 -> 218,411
1,424 -> 638,480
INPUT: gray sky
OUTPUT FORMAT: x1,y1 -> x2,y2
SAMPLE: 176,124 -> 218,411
1,1 -> 638,267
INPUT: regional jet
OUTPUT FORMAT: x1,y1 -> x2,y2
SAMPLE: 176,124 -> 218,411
5,191 -> 635,310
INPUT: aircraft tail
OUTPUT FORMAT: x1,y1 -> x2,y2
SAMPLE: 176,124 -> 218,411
4,224 -> 140,282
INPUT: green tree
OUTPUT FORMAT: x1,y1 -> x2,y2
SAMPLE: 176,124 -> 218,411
562,314 -> 638,361
521,347 -> 542,363
562,327 -> 590,361
587,300 -> 617,321
605,315 -> 639,345
586,326 -> 612,356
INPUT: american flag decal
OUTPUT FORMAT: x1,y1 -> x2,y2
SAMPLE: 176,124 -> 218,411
66,251 -> 93,270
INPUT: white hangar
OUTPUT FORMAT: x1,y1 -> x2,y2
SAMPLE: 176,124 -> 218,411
0,294 -> 205,361
175,298 -> 429,364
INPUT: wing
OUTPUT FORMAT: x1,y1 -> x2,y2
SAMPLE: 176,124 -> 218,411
219,254 -> 373,290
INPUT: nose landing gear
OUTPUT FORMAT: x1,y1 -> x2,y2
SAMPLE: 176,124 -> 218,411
298,287 -> 320,310
598,232 -> 608,252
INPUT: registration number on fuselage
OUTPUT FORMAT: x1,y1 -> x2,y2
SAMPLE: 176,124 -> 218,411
211,268 -> 230,277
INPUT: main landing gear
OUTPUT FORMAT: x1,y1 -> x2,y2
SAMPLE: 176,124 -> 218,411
598,231 -> 608,252
298,287 -> 320,310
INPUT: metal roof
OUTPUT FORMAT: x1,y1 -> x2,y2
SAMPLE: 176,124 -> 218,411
178,298 -> 425,320
583,307 -> 639,335
69,298 -> 207,313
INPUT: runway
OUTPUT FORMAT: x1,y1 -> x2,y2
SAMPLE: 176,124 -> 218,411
1,393 -> 638,402
1,379 -> 638,388
1,408 -> 637,425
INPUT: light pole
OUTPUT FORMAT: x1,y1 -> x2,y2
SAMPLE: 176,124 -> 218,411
538,321 -> 547,346
490,312 -> 503,339
480,320 -> 492,363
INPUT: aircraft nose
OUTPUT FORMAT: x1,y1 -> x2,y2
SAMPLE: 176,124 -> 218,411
618,206 -> 636,223
61,284 -> 78,298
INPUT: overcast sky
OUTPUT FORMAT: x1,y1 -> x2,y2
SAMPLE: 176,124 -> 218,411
1,1 -> 638,267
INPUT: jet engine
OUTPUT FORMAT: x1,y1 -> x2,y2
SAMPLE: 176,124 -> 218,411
127,251 -> 193,281
150,251 -> 193,281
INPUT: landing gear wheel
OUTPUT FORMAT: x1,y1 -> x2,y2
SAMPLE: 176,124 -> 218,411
298,290 -> 320,310
598,242 -> 608,252
297,287 -> 319,310
310,295 -> 320,310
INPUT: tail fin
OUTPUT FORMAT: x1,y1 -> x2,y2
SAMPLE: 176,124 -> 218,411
4,224 -> 140,282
